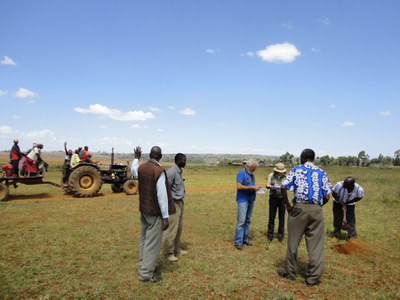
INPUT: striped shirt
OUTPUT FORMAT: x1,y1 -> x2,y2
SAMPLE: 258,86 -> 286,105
332,181 -> 364,206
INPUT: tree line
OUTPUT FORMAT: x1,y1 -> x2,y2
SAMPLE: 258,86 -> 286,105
278,150 -> 400,167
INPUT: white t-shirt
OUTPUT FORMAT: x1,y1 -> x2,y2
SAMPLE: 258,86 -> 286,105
332,181 -> 364,206
27,147 -> 40,162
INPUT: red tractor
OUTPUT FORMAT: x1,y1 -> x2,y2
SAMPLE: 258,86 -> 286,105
63,148 -> 138,198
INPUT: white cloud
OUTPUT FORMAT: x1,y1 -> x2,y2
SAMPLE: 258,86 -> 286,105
1,56 -> 16,66
15,87 -> 38,99
131,124 -> 149,129
89,136 -> 136,151
241,51 -> 255,57
168,106 -> 175,110
149,106 -> 160,112
0,125 -> 13,135
74,103 -> 155,122
99,125 -> 107,129
0,89 -> 7,96
318,18 -> 332,26
25,129 -> 55,139
282,21 -> 293,30
379,111 -> 392,116
256,42 -> 301,63
179,108 -> 197,116
156,128 -> 164,132
342,121 -> 354,127
311,47 -> 320,53
329,104 -> 336,109
206,48 -> 220,54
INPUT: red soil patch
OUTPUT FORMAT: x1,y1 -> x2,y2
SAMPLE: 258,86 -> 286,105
334,239 -> 372,255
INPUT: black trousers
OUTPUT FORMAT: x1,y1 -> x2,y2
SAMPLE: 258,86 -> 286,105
332,201 -> 357,238
9,159 -> 19,177
268,196 -> 285,240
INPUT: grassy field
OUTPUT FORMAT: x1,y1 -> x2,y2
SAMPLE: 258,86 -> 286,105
1,157 -> 399,299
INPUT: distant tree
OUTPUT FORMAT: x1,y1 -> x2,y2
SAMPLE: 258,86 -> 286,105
394,149 -> 400,166
279,152 -> 295,166
218,159 -> 231,166
371,154 -> 393,166
319,155 -> 334,166
357,151 -> 370,167
335,156 -> 358,167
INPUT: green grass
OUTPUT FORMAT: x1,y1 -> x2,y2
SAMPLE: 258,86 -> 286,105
1,164 -> 399,299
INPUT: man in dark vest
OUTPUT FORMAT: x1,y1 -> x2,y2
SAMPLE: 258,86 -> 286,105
137,146 -> 176,283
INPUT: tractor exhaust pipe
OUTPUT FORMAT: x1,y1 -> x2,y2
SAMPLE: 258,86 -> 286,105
111,147 -> 115,165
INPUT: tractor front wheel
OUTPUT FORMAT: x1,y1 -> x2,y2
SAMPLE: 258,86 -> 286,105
123,179 -> 138,195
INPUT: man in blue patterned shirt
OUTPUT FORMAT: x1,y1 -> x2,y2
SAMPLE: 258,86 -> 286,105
277,149 -> 332,286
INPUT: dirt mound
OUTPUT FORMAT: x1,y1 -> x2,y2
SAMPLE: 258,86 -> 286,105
334,239 -> 372,255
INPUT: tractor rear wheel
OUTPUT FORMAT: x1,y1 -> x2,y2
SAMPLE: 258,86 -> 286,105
68,166 -> 102,197
0,183 -> 9,201
123,179 -> 138,195
111,184 -> 124,193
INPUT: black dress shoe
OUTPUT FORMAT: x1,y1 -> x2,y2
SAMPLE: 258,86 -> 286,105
306,280 -> 320,287
234,245 -> 243,250
277,269 -> 295,281
139,275 -> 162,283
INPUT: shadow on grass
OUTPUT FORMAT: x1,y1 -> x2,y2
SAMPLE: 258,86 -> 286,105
275,258 -> 310,279
7,193 -> 52,201
71,192 -> 106,199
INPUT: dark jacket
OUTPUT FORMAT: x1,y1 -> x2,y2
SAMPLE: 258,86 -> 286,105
138,160 -> 175,216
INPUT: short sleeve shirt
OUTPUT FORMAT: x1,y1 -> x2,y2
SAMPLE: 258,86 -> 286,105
332,181 -> 364,206
27,147 -> 40,162
166,164 -> 185,200
282,161 -> 332,205
236,169 -> 256,203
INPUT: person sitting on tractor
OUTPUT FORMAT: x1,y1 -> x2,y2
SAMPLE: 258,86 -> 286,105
70,149 -> 81,168
86,153 -> 99,164
2,163 -> 13,177
80,146 -> 89,161
26,143 -> 44,176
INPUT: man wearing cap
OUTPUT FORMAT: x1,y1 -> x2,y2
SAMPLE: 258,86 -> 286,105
278,149 -> 332,286
266,162 -> 287,242
9,139 -> 22,177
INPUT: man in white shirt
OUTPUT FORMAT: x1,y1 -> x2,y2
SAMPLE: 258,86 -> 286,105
332,177 -> 364,240
130,146 -> 141,178
136,146 -> 176,283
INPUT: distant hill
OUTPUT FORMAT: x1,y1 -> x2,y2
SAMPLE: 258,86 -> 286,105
0,151 -> 279,166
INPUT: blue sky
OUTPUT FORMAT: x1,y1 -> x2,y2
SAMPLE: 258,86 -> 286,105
1,1 -> 399,158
